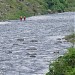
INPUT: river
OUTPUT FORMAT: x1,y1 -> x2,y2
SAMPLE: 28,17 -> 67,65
0,12 -> 74,75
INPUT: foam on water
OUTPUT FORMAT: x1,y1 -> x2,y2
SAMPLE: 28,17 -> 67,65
0,21 -> 11,25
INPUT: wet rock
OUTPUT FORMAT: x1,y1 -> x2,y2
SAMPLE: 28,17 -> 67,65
62,37 -> 65,39
26,53 -> 30,55
23,42 -> 27,44
8,40 -> 13,43
63,40 -> 67,42
26,47 -> 37,50
47,9 -> 53,14
30,55 -> 36,58
57,41 -> 62,43
57,38 -> 61,40
6,51 -> 12,54
8,51 -> 12,54
26,53 -> 37,56
54,51 -> 59,53
13,43 -> 19,46
27,52 -> 37,57
17,38 -> 24,41
30,40 -> 38,42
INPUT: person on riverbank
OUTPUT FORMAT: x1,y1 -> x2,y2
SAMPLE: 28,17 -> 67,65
20,16 -> 22,21
24,16 -> 26,21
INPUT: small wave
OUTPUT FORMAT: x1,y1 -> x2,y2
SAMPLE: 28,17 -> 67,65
0,21 -> 11,25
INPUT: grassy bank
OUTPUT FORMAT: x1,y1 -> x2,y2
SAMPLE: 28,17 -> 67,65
0,0 -> 75,20
46,34 -> 75,75
0,0 -> 47,20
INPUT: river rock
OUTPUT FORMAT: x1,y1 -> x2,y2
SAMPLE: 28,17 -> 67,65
30,39 -> 38,42
26,47 -> 37,50
30,55 -> 36,58
5,50 -> 12,54
17,38 -> 24,41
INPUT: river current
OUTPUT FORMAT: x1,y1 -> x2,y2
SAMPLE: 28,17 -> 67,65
0,12 -> 74,75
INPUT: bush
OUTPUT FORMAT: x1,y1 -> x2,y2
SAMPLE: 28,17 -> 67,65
46,33 -> 75,75
46,47 -> 75,75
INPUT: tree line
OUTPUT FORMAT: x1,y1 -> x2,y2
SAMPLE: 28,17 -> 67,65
45,0 -> 68,13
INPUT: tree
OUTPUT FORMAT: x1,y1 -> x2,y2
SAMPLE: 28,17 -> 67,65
45,0 -> 68,12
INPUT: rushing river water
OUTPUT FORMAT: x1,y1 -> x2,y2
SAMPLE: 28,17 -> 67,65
0,12 -> 74,75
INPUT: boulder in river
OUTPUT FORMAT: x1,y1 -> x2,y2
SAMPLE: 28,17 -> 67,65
26,46 -> 37,50
17,38 -> 24,41
30,55 -> 36,58
30,39 -> 38,42
6,50 -> 12,54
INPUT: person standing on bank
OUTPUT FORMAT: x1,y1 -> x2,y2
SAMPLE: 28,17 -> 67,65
20,16 -> 22,21
24,16 -> 26,21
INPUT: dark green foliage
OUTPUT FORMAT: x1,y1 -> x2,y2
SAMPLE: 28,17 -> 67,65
46,33 -> 75,75
46,48 -> 75,75
63,48 -> 75,68
45,0 -> 68,12
45,0 -> 54,8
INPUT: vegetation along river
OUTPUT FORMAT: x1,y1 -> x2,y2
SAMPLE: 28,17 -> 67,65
0,12 -> 74,75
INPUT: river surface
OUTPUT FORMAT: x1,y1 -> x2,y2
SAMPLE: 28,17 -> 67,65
0,12 -> 74,75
